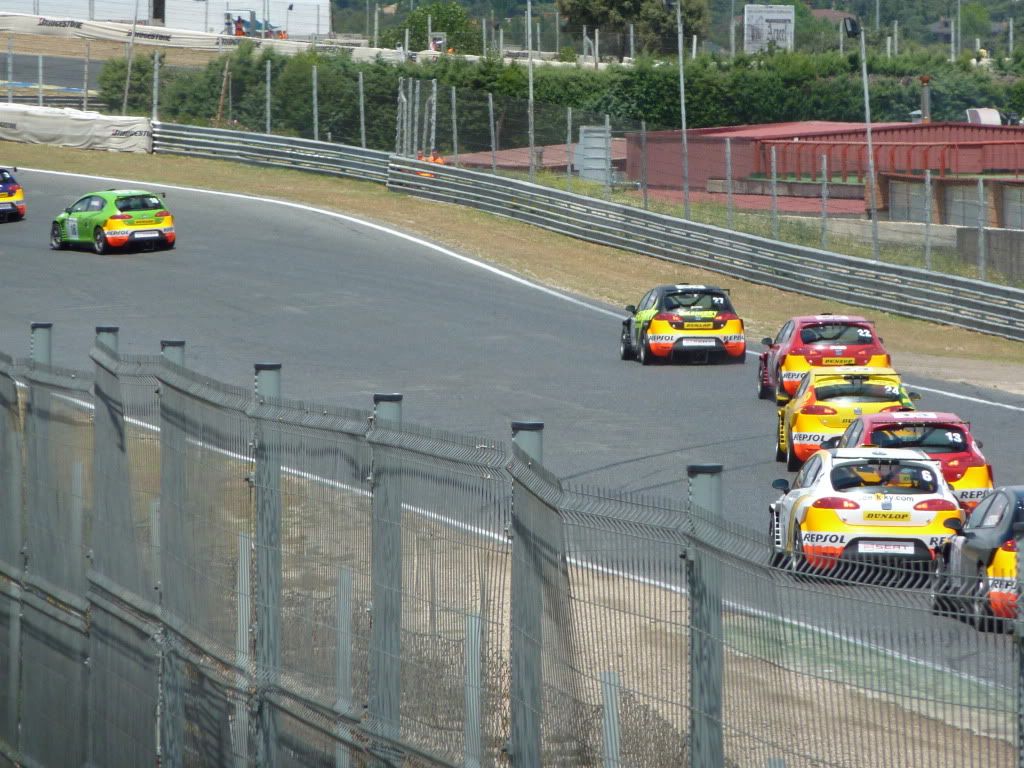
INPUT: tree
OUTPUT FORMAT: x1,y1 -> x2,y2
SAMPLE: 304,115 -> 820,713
960,2 -> 991,49
378,2 -> 482,54
557,0 -> 709,56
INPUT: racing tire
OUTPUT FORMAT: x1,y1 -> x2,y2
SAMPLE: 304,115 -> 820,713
775,414 -> 786,463
769,511 -> 789,569
929,559 -> 954,617
789,526 -> 812,579
786,431 -> 802,472
49,222 -> 65,250
638,332 -> 653,366
756,363 -> 771,400
970,564 -> 1003,633
93,227 -> 109,255
619,328 -> 634,361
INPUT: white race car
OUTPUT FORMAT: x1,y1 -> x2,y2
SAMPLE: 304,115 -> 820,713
769,447 -> 965,579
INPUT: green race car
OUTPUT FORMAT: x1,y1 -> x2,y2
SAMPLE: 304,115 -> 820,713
49,189 -> 176,253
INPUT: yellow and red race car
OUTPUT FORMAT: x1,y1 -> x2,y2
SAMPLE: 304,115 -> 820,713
620,284 -> 745,365
932,486 -> 1024,631
776,366 -> 919,471
757,314 -> 891,403
0,166 -> 26,222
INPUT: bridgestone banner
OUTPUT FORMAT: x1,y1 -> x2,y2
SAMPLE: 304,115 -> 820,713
0,103 -> 152,152
0,12 -> 310,53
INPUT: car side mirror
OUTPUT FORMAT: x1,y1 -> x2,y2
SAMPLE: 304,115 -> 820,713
760,337 -> 774,346
12,166 -> 17,172
625,305 -> 636,314
976,440 -> 983,449
771,478 -> 790,493
822,436 -> 840,449
909,391 -> 922,401
64,207 -> 71,213
943,518 -> 963,533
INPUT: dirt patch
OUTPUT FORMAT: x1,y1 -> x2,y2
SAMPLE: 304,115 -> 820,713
5,140 -> 1023,395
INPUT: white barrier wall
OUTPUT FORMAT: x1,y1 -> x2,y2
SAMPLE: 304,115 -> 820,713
0,102 -> 152,151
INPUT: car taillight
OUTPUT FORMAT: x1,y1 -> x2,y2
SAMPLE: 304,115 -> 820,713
9,184 -> 20,193
801,404 -> 836,415
943,455 -> 986,483
109,213 -> 131,220
788,346 -> 809,358
1000,539 -> 1018,553
814,497 -> 860,509
880,405 -> 911,412
155,210 -> 170,217
653,313 -> 677,322
913,499 -> 959,512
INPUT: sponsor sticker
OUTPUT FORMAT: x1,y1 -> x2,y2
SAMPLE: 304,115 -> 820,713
955,488 -> 989,500
863,511 -> 910,521
802,532 -> 847,545
791,432 -> 829,444
722,335 -> 745,343
684,322 -> 714,329
67,218 -> 78,239
681,338 -> 717,347
822,357 -> 855,365
781,371 -> 804,381
0,203 -> 12,210
647,334 -> 678,343
133,231 -> 159,239
858,541 -> 914,555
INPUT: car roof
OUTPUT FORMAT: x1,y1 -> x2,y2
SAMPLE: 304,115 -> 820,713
854,411 -> 964,428
808,365 -> 898,378
657,284 -> 727,294
98,189 -> 159,196
791,314 -> 872,325
830,447 -> 933,461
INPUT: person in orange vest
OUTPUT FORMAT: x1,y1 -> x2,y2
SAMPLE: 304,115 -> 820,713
234,16 -> 245,36
429,148 -> 446,165
415,150 -> 435,177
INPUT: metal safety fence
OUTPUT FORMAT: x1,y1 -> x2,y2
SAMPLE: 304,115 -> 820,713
0,322 -> 1020,767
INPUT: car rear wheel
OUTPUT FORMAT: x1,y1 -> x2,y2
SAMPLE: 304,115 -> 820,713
930,558 -> 954,617
619,327 -> 634,360
786,430 -> 802,472
756,362 -> 771,399
49,222 -> 65,250
789,525 -> 811,578
93,227 -> 108,255
638,332 -> 652,366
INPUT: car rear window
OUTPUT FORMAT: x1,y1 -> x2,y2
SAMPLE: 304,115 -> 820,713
831,461 -> 939,494
868,425 -> 968,453
115,195 -> 162,212
799,323 -> 874,345
662,291 -> 733,313
815,380 -> 903,402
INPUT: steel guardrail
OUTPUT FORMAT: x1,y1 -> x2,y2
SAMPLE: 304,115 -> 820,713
152,122 -> 390,184
151,123 -> 1024,342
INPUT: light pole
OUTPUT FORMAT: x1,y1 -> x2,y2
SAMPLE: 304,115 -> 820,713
847,18 -> 880,260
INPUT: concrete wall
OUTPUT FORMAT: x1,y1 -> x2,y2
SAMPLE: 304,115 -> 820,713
958,228 -> 1024,282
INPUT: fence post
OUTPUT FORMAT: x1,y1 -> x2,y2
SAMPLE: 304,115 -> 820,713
641,120 -> 648,210
629,23 -> 634,59
675,2 -> 690,219
924,170 -> 933,270
3,316 -> 25,754
312,64 -> 319,142
977,177 -> 987,280
450,86 -> 459,166
604,113 -> 612,197
429,78 -> 437,152
6,37 -> 11,105
37,55 -> 43,107
413,79 -> 421,156
1014,521 -> 1024,768
254,363 -> 282,768
395,80 -> 405,155
770,145 -> 779,239
601,670 -> 621,768
687,463 -> 723,768
464,612 -> 482,768
369,393 -> 403,747
83,41 -> 90,110
527,32 -> 536,183
509,420 -> 544,768
152,52 -> 160,121
725,137 -> 733,229
488,92 -> 497,174
359,71 -> 367,149
566,107 -> 573,192
335,567 -> 353,768
234,532 -> 252,767
820,155 -> 829,250
264,59 -> 272,134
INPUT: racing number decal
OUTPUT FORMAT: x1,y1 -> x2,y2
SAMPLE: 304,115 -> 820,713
946,432 -> 963,444
857,328 -> 871,338
67,217 -> 79,239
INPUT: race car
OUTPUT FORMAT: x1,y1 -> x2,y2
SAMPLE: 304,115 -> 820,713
0,166 -> 26,222
49,189 -> 175,253
769,447 -> 964,577
826,411 -> 994,511
756,314 -> 890,403
620,284 -> 746,365
776,366 -> 919,471
931,486 -> 1024,631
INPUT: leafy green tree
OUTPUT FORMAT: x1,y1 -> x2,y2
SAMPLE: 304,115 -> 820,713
378,2 -> 482,54
960,2 -> 991,49
557,0 -> 709,56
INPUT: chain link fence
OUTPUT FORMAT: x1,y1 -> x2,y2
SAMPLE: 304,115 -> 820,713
0,323 -> 1019,767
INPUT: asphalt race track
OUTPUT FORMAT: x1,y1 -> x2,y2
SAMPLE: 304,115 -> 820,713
4,168 -> 1024,682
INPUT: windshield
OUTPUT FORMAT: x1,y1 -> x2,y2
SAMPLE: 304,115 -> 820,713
800,323 -> 874,345
815,379 -> 905,403
662,291 -> 732,313
868,425 -> 968,453
831,461 -> 939,494
115,195 -> 163,212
